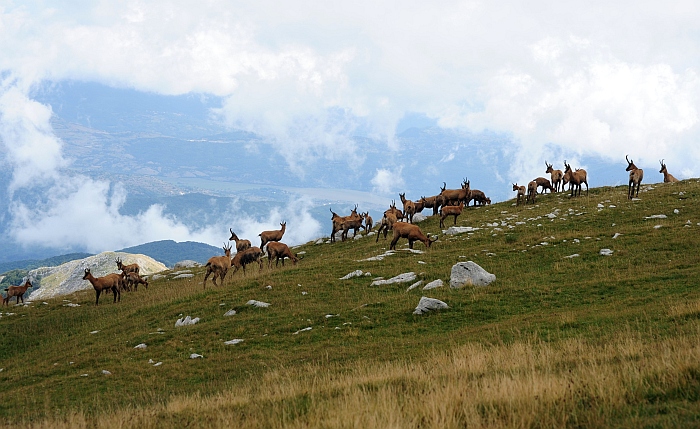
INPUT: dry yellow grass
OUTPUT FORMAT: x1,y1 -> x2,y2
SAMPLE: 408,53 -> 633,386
21,324 -> 700,429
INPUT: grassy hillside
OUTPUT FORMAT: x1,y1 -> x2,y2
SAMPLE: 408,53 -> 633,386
1,181 -> 700,428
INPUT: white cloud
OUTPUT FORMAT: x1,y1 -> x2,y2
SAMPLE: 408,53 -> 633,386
371,167 -> 404,195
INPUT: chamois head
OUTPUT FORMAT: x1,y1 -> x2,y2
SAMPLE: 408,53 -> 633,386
563,160 -> 572,173
659,159 -> 666,173
223,242 -> 232,256
83,268 -> 91,280
440,182 -> 446,192
115,258 -> 123,270
512,183 -> 519,191
461,178 -> 470,190
545,160 -> 553,173
229,228 -> 239,241
399,192 -> 406,203
625,155 -> 637,171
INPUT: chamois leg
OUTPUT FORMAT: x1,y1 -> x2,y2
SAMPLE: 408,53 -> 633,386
452,214 -> 458,225
389,236 -> 400,250
408,239 -> 415,249
95,290 -> 101,306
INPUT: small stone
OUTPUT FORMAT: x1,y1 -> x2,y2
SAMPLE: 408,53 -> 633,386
134,343 -> 147,349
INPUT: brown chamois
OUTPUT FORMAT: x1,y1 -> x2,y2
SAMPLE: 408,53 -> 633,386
228,229 -> 252,252
659,159 -> 679,183
399,192 -> 416,223
419,194 -> 445,216
115,258 -> 140,276
375,212 -> 398,242
3,279 -> 32,306
83,268 -> 121,305
341,211 -> 365,241
545,161 -> 564,192
231,247 -> 264,275
513,183 -> 526,206
440,179 -> 470,206
362,212 -> 373,233
259,221 -> 286,250
266,241 -> 300,268
625,155 -> 644,199
384,200 -> 404,221
534,177 -> 555,194
203,243 -> 232,289
563,161 -> 589,197
330,205 -> 361,243
439,201 -> 464,227
389,222 -> 437,250
526,180 -> 537,204
469,190 -> 491,206
125,272 -> 148,291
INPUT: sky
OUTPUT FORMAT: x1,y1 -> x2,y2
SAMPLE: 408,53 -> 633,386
1,1 -> 700,254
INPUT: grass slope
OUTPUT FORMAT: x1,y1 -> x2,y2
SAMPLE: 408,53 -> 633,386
1,181 -> 700,428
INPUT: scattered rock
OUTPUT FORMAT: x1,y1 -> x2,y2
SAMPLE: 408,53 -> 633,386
645,214 -> 667,219
134,343 -> 147,349
612,233 -> 622,239
172,274 -> 194,279
151,274 -> 165,280
223,309 -> 237,317
444,226 -> 479,235
339,270 -> 364,280
423,279 -> 444,290
224,339 -> 244,345
102,370 -> 112,375
654,225 -> 663,229
190,353 -> 203,359
370,272 -> 417,286
599,249 -> 614,256
247,300 -> 270,308
89,330 -> 99,334
293,327 -> 312,335
674,209 -> 680,214
173,260 -> 201,269
412,213 -> 428,223
175,316 -> 200,327
413,297 -> 449,315
449,262 -> 496,288
153,362 -> 163,367
563,254 -> 580,259
406,281 -> 423,291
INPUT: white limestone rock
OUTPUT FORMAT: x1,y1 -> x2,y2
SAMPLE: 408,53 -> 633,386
247,300 -> 271,308
449,262 -> 496,288
173,260 -> 201,269
175,316 -> 200,327
413,296 -> 449,315
371,272 -> 417,286
422,279 -> 444,290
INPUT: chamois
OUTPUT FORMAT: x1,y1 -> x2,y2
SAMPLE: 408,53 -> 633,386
389,222 -> 437,250
513,183 -> 526,206
419,194 -> 445,216
83,268 -> 121,305
259,221 -> 286,250
231,247 -> 264,274
534,177 -> 555,194
399,193 -> 416,223
625,155 -> 644,199
228,229 -> 252,252
266,241 -> 300,268
362,212 -> 373,233
545,161 -> 564,192
439,202 -> 464,227
203,243 -> 233,289
124,272 -> 148,291
115,258 -> 140,276
375,212 -> 398,242
3,279 -> 32,306
659,159 -> 679,183
468,189 -> 490,206
440,179 -> 470,206
384,200 -> 404,221
563,161 -> 589,197
526,180 -> 537,204
330,206 -> 361,243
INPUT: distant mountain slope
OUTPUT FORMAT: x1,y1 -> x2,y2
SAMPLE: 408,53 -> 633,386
0,253 -> 93,276
116,240 -> 221,267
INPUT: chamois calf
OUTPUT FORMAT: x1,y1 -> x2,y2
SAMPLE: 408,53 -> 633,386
260,221 -> 286,250
363,212 -> 373,233
399,192 -> 416,223
3,279 -> 32,306
563,161 -> 589,197
513,183 -> 526,206
232,247 -> 264,275
83,268 -> 121,305
439,202 -> 464,227
659,159 -> 679,183
389,222 -> 437,250
203,243 -> 232,289
124,272 -> 148,291
545,161 -> 564,192
419,195 -> 445,216
115,258 -> 140,276
625,155 -> 644,199
375,212 -> 398,242
266,241 -> 300,268
526,180 -> 537,204
228,229 -> 252,252
534,177 -> 555,194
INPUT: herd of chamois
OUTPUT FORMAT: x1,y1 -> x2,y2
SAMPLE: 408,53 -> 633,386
2,157 -> 682,306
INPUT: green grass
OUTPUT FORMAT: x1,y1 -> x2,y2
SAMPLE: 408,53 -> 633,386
2,181 -> 700,428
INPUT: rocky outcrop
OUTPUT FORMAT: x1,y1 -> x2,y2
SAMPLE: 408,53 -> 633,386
28,252 -> 167,300
449,261 -> 496,288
